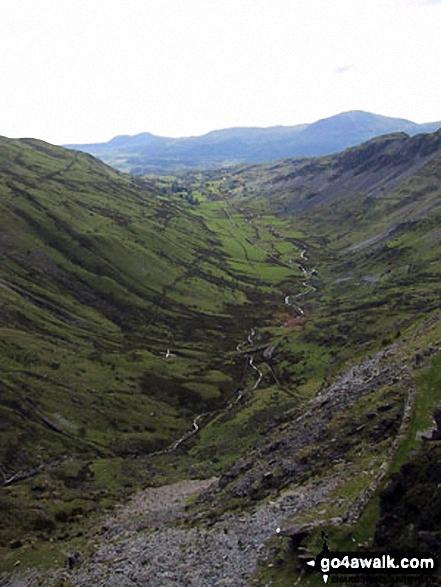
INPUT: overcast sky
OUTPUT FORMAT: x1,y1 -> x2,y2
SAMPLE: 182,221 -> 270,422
1,0 -> 440,145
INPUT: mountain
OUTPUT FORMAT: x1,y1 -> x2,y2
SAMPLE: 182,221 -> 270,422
232,128 -> 441,213
2,130 -> 441,585
65,111 -> 441,174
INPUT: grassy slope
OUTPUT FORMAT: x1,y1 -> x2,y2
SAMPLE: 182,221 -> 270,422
0,137 -> 312,563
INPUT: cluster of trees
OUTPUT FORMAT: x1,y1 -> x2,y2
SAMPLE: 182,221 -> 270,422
170,182 -> 199,204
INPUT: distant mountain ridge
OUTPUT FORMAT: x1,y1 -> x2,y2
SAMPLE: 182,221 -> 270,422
64,110 -> 441,174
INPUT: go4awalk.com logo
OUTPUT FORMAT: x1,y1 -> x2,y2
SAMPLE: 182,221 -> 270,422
305,532 -> 438,584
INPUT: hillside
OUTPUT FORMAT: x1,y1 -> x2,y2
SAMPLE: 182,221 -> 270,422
0,135 -> 313,565
65,110 -> 441,174
0,136 -> 299,460
2,131 -> 441,586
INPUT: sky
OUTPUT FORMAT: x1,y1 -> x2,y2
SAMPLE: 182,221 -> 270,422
1,0 -> 441,145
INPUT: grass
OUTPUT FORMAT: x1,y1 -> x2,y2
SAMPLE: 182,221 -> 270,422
390,347 -> 441,473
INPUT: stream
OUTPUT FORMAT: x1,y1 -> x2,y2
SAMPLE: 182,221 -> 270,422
284,249 -> 318,315
148,218 -> 315,457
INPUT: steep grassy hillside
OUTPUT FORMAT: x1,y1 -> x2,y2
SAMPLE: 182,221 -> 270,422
0,136 -> 314,561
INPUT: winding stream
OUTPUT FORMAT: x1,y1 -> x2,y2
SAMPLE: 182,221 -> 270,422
284,249 -> 318,315
148,217 -> 315,457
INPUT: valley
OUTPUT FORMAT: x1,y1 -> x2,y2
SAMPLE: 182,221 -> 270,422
1,130 -> 441,585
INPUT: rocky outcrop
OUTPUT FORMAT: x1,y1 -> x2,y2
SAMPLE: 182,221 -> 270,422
199,344 -> 410,509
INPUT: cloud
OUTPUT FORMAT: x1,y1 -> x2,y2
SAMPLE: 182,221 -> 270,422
334,64 -> 354,75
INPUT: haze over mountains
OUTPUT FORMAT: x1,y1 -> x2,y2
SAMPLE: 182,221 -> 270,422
65,110 -> 441,174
